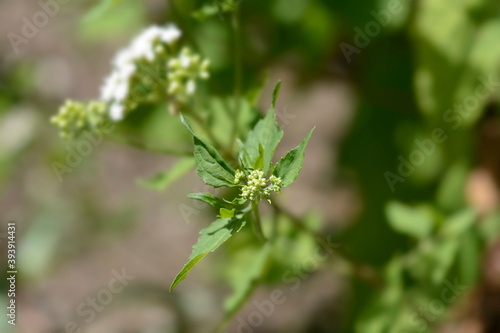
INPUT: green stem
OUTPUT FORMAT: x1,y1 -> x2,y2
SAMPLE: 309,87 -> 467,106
106,133 -> 193,156
252,202 -> 266,242
230,7 -> 242,148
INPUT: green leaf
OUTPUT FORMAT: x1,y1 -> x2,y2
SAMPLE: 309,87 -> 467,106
241,109 -> 284,174
223,197 -> 247,206
385,201 -> 434,238
188,192 -> 233,209
253,144 -> 265,170
170,217 -> 246,291
436,163 -> 468,211
82,0 -> 123,23
223,244 -> 272,318
355,257 -> 404,333
412,0 -> 500,125
439,207 -> 476,237
79,0 -> 145,42
458,230 -> 480,284
191,4 -> 219,21
272,128 -> 314,187
180,114 -> 237,188
479,209 -> 500,244
137,157 -> 195,191
246,71 -> 270,106
219,208 -> 236,218
272,80 -> 282,108
431,238 -> 459,284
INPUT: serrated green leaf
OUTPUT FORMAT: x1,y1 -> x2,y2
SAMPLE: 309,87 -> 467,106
137,157 -> 195,191
180,114 -> 237,188
219,208 -> 236,218
273,128 -> 314,187
188,192 -> 233,209
272,80 -> 282,108
253,144 -> 265,170
385,201 -> 434,238
170,217 -> 246,291
241,109 -> 284,174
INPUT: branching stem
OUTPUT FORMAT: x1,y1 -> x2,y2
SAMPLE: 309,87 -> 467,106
252,202 -> 267,242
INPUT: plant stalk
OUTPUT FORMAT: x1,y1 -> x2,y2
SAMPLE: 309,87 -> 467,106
252,202 -> 267,242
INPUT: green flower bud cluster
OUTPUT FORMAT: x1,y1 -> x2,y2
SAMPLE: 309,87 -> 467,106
167,47 -> 210,98
235,169 -> 283,202
50,100 -> 107,140
52,24 -> 211,139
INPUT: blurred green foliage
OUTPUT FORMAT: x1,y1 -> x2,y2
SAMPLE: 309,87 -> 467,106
2,0 -> 500,332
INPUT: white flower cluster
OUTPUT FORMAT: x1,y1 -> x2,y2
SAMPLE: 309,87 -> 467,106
167,47 -> 210,96
50,100 -> 107,140
99,24 -> 183,121
101,24 -> 209,121
236,169 -> 283,202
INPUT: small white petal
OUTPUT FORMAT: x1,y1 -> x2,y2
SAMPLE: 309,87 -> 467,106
119,63 -> 136,80
113,81 -> 129,101
160,24 -> 182,44
100,71 -> 120,101
180,55 -> 191,68
186,80 -> 196,94
168,81 -> 179,94
110,103 -> 125,121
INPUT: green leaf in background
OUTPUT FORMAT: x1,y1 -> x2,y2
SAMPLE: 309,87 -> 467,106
188,192 -> 233,209
355,257 -> 404,333
170,217 -> 247,291
458,230 -> 480,285
479,209 -> 500,244
439,207 -> 476,237
18,212 -> 64,279
430,238 -> 459,284
79,0 -> 146,41
436,162 -> 468,211
82,0 -> 123,23
191,4 -> 219,21
385,201 -> 435,238
223,244 -> 272,320
246,72 -> 270,106
241,108 -> 284,174
412,0 -> 500,125
273,128 -> 314,187
180,114 -> 237,188
137,157 -> 195,191
208,97 -> 258,147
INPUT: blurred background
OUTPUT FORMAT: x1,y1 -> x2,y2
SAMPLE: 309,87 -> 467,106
1,0 -> 500,332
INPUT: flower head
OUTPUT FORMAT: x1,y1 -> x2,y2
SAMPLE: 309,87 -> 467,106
237,169 -> 282,202
98,24 -> 209,122
51,100 -> 107,140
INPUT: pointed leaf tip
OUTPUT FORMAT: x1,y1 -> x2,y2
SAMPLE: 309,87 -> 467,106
272,81 -> 282,109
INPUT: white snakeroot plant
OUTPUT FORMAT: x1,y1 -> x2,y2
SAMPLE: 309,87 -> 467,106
169,82 -> 314,291
52,23 -> 210,138
52,22 -> 319,331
